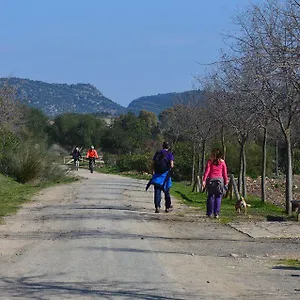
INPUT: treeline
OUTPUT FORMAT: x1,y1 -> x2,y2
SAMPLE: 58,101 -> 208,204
0,84 -> 66,183
47,107 -> 286,182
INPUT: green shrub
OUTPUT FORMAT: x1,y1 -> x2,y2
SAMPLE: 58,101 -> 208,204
131,154 -> 152,172
116,154 -> 152,173
172,142 -> 193,181
0,138 -> 66,183
103,153 -> 118,167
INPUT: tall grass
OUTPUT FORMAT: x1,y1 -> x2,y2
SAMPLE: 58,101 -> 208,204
0,138 -> 66,184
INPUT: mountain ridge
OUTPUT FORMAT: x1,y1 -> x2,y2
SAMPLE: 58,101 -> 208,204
0,77 -> 203,117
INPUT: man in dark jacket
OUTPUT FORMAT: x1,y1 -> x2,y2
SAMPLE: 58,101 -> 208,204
151,141 -> 174,213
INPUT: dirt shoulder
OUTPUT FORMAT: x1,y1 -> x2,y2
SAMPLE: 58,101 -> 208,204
247,174 -> 300,207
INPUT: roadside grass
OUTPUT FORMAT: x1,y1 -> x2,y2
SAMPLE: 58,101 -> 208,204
275,259 -> 300,269
96,168 -> 295,223
97,166 -> 151,180
0,174 -> 39,220
171,181 -> 291,223
0,173 -> 78,222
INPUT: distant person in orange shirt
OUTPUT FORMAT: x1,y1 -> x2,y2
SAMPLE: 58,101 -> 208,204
86,146 -> 99,171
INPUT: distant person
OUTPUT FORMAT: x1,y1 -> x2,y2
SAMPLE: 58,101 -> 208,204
86,146 -> 99,165
71,147 -> 82,170
202,148 -> 228,219
72,147 -> 82,161
149,141 -> 174,213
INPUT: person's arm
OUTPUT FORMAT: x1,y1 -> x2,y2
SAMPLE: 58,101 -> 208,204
202,160 -> 211,188
222,161 -> 228,186
170,160 -> 174,169
168,152 -> 174,169
95,150 -> 99,159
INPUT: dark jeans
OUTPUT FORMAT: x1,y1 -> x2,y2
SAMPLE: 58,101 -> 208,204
154,186 -> 171,209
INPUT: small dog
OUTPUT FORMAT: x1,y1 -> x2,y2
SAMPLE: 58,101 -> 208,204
235,196 -> 250,213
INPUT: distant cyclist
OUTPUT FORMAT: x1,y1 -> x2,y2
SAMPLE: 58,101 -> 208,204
72,147 -> 82,160
71,147 -> 82,170
86,146 -> 99,170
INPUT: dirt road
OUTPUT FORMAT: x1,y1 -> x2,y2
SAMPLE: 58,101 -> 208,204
0,169 -> 299,299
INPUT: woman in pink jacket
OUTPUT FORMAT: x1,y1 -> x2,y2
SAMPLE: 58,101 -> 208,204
202,149 -> 228,219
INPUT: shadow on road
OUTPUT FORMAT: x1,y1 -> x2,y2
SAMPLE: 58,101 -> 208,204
0,275 -> 190,299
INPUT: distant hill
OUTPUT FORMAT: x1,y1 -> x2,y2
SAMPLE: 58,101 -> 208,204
0,77 -> 126,117
127,90 -> 204,115
0,77 -> 204,117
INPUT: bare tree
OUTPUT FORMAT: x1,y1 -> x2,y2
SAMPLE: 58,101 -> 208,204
228,0 -> 300,214
0,83 -> 22,131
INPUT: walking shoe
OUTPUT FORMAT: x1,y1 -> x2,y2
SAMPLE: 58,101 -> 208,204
165,208 -> 169,213
155,208 -> 160,213
214,214 -> 220,219
207,214 -> 213,218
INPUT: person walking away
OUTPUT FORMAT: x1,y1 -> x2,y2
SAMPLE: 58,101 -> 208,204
151,141 -> 174,213
86,146 -> 99,170
202,148 -> 228,219
72,147 -> 82,170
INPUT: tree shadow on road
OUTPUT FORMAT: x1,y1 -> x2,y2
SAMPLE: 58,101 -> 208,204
0,275 -> 192,300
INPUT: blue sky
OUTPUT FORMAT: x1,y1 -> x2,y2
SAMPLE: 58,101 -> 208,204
1,0 -> 259,107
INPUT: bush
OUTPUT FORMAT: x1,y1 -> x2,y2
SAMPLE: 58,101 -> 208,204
172,142 -> 193,181
0,138 -> 66,183
103,153 -> 118,167
116,154 -> 152,173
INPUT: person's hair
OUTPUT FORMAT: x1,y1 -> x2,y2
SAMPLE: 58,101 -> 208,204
211,148 -> 223,166
162,141 -> 169,149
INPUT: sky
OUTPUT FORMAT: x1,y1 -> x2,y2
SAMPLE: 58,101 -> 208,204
0,0 -> 261,107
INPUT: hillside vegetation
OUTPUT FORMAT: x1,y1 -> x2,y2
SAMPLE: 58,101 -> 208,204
0,77 -> 126,117
0,77 -> 203,117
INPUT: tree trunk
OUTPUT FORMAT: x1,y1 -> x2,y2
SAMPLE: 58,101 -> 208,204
242,142 -> 247,198
275,140 -> 279,176
261,127 -> 267,202
238,143 -> 243,194
221,125 -> 226,159
191,142 -> 196,185
284,129 -> 293,215
200,140 -> 206,176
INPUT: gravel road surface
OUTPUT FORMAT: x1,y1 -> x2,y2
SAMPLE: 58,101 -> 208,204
0,169 -> 299,299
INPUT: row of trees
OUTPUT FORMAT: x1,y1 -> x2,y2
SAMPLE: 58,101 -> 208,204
48,110 -> 161,154
169,0 -> 300,215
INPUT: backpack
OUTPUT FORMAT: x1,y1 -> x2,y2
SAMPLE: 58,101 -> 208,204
154,150 -> 169,174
